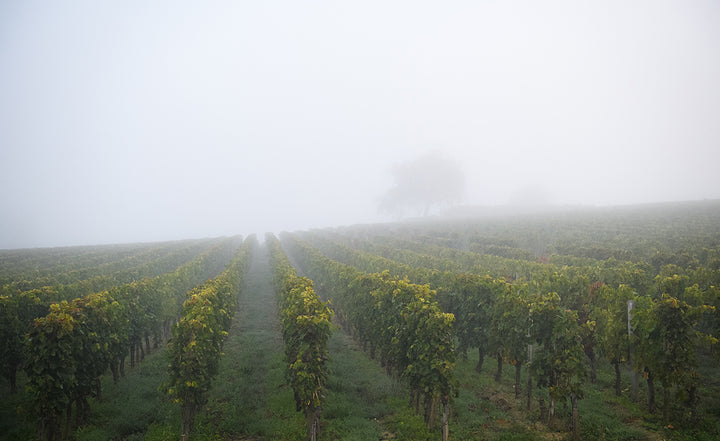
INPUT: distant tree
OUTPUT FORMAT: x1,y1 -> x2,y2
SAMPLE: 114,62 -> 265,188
378,152 -> 465,217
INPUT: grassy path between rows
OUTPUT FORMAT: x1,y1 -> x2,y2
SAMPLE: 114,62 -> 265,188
74,348 -> 177,441
195,244 -> 431,441
193,243 -> 299,440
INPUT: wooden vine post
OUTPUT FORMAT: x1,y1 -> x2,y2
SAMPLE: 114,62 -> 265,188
627,299 -> 638,401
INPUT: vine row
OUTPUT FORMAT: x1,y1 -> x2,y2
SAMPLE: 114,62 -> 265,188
266,234 -> 332,441
281,233 -> 456,440
164,235 -> 255,439
21,237 -> 245,441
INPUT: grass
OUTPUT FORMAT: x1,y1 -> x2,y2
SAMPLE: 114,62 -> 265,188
191,244 -> 305,440
577,389 -> 645,441
192,254 -> 304,441
321,330 -> 428,441
0,345 -> 177,441
447,349 -> 720,441
448,350 -> 667,441
75,348 -> 179,441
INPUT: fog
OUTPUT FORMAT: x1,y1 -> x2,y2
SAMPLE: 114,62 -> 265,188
1,1 -> 719,249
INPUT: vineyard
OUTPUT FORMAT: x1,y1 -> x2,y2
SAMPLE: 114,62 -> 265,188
1,200 -> 719,440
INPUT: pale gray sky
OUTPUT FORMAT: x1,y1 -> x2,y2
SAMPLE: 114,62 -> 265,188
1,0 -> 719,248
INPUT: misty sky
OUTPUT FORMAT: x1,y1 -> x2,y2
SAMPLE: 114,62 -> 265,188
1,1 -> 719,249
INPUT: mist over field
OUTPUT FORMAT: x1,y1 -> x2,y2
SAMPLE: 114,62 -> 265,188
1,1 -> 719,249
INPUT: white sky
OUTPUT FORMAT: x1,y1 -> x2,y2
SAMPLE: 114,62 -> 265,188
1,0 -> 719,248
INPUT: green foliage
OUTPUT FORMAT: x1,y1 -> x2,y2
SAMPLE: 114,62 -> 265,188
0,292 -> 46,393
23,292 -> 125,438
282,280 -> 333,411
529,292 -> 586,403
632,289 -> 716,424
267,234 -> 333,440
24,301 -> 80,440
453,273 -> 507,365
15,237 -> 248,441
164,237 -> 254,437
294,203 -> 720,438
593,285 -> 634,365
281,233 -> 457,433
492,286 -> 531,366
592,284 -> 635,395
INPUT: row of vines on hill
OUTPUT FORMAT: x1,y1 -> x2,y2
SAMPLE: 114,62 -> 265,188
0,241 -> 178,286
0,238 -> 231,299
353,230 -> 720,421
299,230 -> 719,440
164,235 -> 255,440
301,233 -> 585,434
266,234 -> 333,441
0,239 -> 220,296
21,238 -> 244,441
1,237 -> 237,396
281,233 -> 456,441
362,202 -> 720,272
